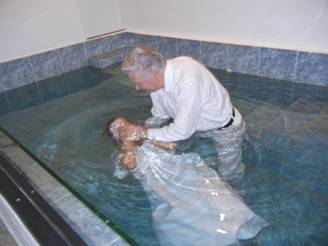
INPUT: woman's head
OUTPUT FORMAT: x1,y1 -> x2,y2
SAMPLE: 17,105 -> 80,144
106,116 -> 129,142
106,116 -> 146,143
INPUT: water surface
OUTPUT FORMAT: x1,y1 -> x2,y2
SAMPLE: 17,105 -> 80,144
0,66 -> 327,245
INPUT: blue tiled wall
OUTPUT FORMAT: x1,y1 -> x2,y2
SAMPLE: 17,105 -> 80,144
228,44 -> 259,75
1,32 -> 328,97
258,48 -> 298,82
200,42 -> 228,70
0,66 -> 111,114
177,39 -> 201,60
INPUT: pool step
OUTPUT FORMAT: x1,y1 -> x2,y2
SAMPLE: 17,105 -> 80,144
88,47 -> 131,69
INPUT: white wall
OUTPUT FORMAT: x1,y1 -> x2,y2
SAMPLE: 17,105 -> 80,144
0,0 -> 125,62
122,0 -> 328,54
78,0 -> 124,38
1,0 -> 327,63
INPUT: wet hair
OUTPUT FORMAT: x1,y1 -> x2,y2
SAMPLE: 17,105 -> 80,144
104,115 -> 126,135
121,45 -> 166,74
104,116 -> 144,147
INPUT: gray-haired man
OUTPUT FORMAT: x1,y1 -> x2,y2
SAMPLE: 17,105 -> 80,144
122,45 -> 246,182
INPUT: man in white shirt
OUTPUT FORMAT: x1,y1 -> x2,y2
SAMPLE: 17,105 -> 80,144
121,45 -> 246,181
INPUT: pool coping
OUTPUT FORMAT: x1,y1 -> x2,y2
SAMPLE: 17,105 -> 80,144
0,129 -> 131,246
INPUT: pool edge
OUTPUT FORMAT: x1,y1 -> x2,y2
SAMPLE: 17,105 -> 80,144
0,129 -> 131,246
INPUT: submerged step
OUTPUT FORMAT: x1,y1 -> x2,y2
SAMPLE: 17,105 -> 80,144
88,47 -> 131,69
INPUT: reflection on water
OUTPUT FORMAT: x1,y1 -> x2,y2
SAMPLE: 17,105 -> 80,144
0,68 -> 328,245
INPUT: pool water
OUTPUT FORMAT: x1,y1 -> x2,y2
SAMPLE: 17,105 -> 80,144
0,65 -> 327,246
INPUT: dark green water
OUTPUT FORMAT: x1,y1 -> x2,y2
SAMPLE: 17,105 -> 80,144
0,65 -> 327,246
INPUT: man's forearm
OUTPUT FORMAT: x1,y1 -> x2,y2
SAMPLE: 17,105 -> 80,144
145,116 -> 170,128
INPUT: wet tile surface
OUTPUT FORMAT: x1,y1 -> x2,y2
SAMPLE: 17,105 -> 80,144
129,33 -> 158,49
29,50 -> 64,81
259,48 -> 297,81
6,83 -> 42,111
0,219 -> 17,246
200,41 -> 228,69
85,37 -> 110,58
0,57 -> 34,92
59,43 -> 88,73
228,44 -> 259,75
177,39 -> 201,60
107,33 -> 129,51
0,129 -> 130,246
0,93 -> 10,115
295,52 -> 328,86
156,36 -> 177,59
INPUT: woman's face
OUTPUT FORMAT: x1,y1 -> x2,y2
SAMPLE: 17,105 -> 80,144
109,118 -> 127,141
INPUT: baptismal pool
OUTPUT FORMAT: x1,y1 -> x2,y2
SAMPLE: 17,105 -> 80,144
0,64 -> 327,245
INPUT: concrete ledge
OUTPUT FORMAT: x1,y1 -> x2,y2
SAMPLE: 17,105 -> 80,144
0,129 -> 130,246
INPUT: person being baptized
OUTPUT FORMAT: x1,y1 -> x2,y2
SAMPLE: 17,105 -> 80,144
106,116 -> 268,246
106,116 -> 175,169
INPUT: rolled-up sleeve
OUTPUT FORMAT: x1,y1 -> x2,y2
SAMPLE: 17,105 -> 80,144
147,80 -> 202,142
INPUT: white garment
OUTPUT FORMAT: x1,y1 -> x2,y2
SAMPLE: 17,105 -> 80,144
197,108 -> 247,181
147,57 -> 234,142
133,142 -> 269,246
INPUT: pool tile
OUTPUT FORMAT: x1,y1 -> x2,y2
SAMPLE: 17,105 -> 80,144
24,164 -> 70,203
0,144 -> 38,171
228,44 -> 259,76
123,32 -> 139,47
110,237 -> 131,246
85,37 -> 110,58
295,52 -> 328,86
208,68 -> 231,82
177,39 -> 201,60
156,36 -> 177,59
59,43 -> 88,73
107,33 -> 129,50
223,71 -> 260,96
6,83 -> 42,111
65,68 -> 95,93
0,92 -> 11,115
130,33 -> 158,49
37,75 -> 69,101
259,48 -> 297,81
0,57 -> 34,91
65,67 -> 111,93
0,138 -> 130,246
0,219 -> 17,246
292,82 -> 328,102
281,135 -> 328,195
89,53 -> 124,69
53,193 -> 126,246
29,50 -> 64,81
0,130 -> 14,147
200,41 -> 228,69
252,78 -> 296,107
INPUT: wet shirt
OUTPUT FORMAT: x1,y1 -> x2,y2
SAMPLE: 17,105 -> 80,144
147,57 -> 233,142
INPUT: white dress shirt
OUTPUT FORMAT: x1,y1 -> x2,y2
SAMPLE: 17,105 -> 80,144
147,57 -> 234,142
